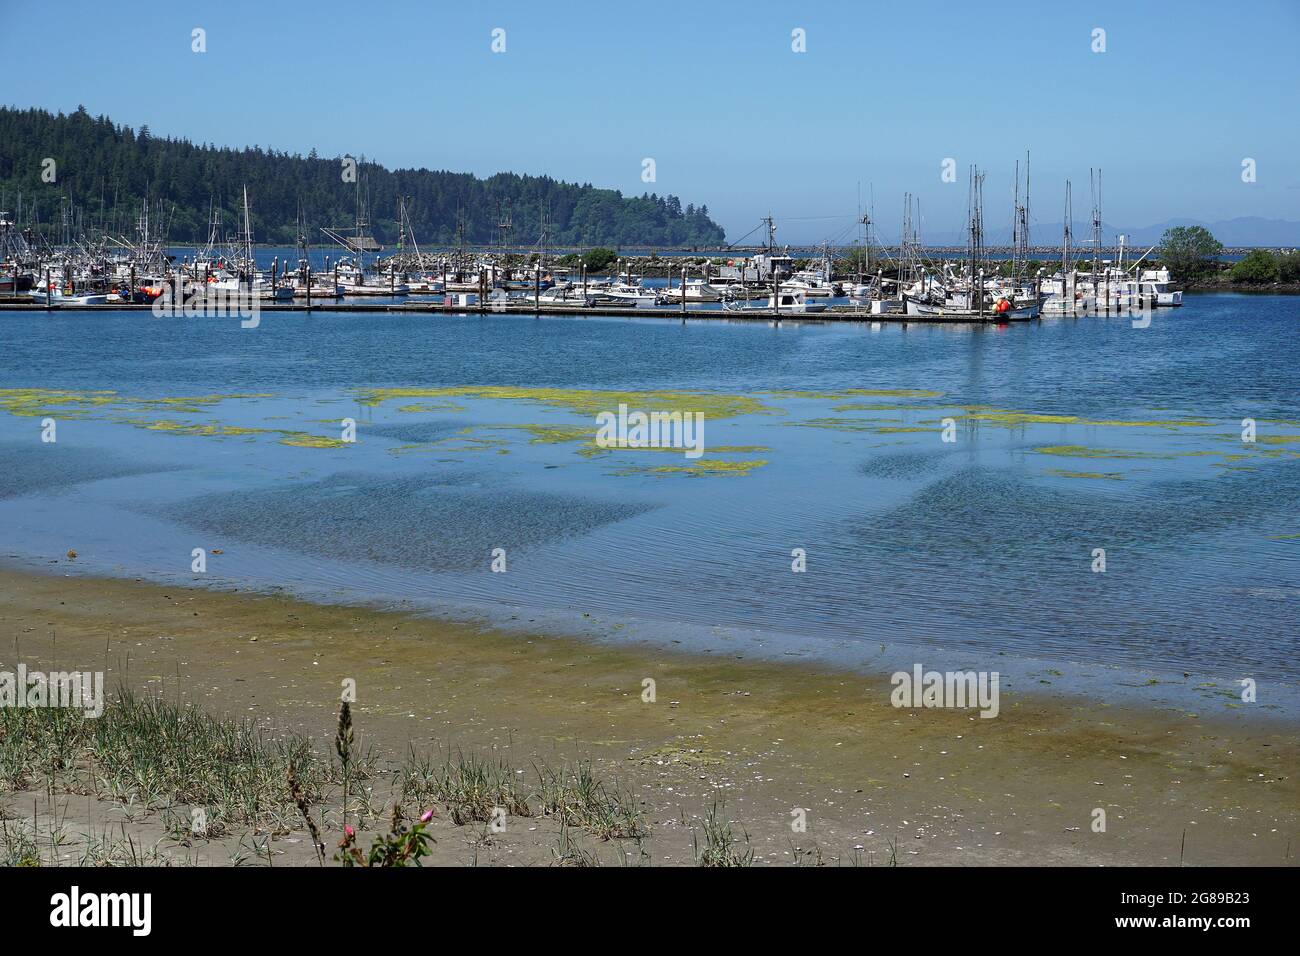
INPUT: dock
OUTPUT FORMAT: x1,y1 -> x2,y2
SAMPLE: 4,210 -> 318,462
0,299 -> 1035,324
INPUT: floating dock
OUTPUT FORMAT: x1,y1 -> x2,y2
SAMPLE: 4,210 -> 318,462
0,299 -> 1035,324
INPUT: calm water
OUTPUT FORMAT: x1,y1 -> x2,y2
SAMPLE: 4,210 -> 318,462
1,294 -> 1297,711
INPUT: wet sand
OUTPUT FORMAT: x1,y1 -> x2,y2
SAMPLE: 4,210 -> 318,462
1,567 -> 1295,866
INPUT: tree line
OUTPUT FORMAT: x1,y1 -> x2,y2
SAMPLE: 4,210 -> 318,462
0,106 -> 727,248
1158,225 -> 1300,283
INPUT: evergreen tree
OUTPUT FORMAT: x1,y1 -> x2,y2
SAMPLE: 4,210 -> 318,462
0,107 -> 727,247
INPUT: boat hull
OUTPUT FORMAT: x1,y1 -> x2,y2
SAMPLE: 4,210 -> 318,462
904,297 -> 1039,320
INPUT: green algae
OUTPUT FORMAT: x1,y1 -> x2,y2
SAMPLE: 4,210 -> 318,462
785,418 -> 936,434
490,424 -> 594,444
480,423 -> 772,460
613,459 -> 769,477
110,415 -> 346,449
759,388 -> 942,400
388,430 -> 511,455
784,418 -> 885,433
395,401 -> 466,413
277,433 -> 350,449
354,386 -> 772,420
0,388 -> 273,421
125,394 -> 273,413
1254,435 -> 1300,445
0,387 -> 120,418
832,402 -> 940,412
1045,469 -> 1125,481
1033,445 -> 1180,460
959,406 -> 1213,429
113,417 -> 273,439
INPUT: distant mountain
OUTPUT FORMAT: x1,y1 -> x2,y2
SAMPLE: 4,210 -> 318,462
904,217 -> 1300,248
1113,217 -> 1300,247
0,105 -> 727,247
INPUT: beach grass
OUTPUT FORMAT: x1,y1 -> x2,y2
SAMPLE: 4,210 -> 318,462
692,801 -> 754,867
0,690 -> 352,837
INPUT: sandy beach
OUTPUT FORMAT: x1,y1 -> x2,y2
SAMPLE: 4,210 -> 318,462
1,566 -> 1295,867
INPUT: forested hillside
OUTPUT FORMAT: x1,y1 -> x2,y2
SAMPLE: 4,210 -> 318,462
0,106 -> 727,247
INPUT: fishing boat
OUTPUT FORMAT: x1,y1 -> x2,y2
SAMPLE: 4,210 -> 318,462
902,165 -> 1041,321
785,251 -> 839,297
903,293 -> 1038,320
29,288 -> 112,306
537,283 -> 605,307
657,278 -> 724,303
724,288 -> 828,314
601,281 -> 657,307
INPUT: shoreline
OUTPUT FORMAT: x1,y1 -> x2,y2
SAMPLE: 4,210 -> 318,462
7,551 -> 1294,726
2,566 -> 1296,866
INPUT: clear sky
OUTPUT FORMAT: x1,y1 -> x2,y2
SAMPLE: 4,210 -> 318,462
2,0 -> 1297,243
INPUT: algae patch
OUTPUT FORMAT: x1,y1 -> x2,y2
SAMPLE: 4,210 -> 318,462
785,417 -> 935,434
354,386 -> 772,420
959,406 -> 1213,429
1045,469 -> 1125,481
612,459 -> 768,477
1033,445 -> 1181,460
760,388 -> 942,400
395,401 -> 466,413
277,433 -> 350,449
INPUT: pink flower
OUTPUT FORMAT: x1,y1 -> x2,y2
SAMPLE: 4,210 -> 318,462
420,809 -> 435,823
344,825 -> 355,837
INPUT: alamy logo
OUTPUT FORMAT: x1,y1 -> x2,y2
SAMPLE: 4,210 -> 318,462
0,665 -> 104,718
594,403 -> 704,459
151,279 -> 261,328
890,664 -> 1000,718
50,886 -> 151,936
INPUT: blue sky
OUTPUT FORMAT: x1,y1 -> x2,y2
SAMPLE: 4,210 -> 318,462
3,0 -> 1297,243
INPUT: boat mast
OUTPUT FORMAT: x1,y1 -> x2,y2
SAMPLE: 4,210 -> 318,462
296,198 -> 310,280
899,193 -> 911,296
1012,159 -> 1020,281
241,185 -> 253,275
967,167 -> 985,313
1090,168 -> 1101,276
1062,180 -> 1072,275
1022,151 -> 1030,280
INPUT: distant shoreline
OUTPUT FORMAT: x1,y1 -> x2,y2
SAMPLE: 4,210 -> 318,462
1179,279 -> 1300,294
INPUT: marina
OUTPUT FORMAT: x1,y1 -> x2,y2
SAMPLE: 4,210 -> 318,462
0,0 -> 1296,890
1,155 -> 1192,325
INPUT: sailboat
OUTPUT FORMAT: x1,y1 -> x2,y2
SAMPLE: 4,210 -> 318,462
321,174 -> 407,296
903,165 -> 1039,321
202,187 -> 292,301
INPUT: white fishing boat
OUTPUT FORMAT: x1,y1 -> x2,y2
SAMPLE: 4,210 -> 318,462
724,288 -> 828,314
29,288 -> 111,305
1132,267 -> 1182,306
340,278 -> 410,296
782,277 -> 837,297
204,273 -> 294,301
1040,286 -> 1097,315
657,278 -> 724,303
333,261 -> 409,296
601,281 -> 657,307
903,292 -> 1039,320
403,275 -> 444,294
290,279 -> 344,299
537,283 -> 603,307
